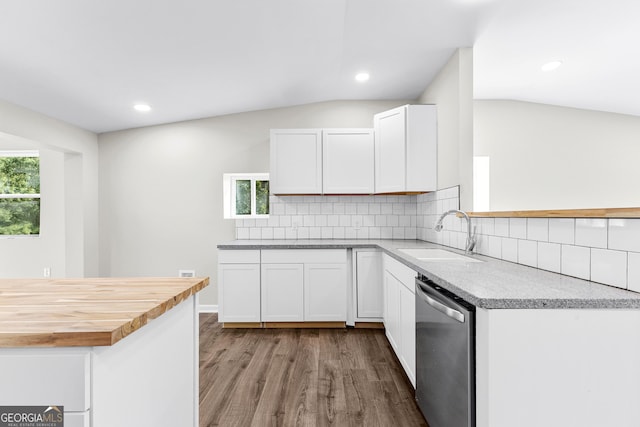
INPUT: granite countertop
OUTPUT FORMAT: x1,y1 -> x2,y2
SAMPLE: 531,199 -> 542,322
218,239 -> 640,309
0,277 -> 209,347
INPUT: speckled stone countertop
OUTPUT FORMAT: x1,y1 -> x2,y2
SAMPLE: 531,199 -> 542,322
218,239 -> 640,309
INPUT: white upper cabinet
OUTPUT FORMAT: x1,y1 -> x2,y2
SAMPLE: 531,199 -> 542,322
270,129 -> 323,194
322,129 -> 374,194
374,104 -> 437,193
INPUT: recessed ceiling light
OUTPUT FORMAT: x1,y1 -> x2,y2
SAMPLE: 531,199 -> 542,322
541,61 -> 563,72
355,72 -> 370,82
133,103 -> 152,112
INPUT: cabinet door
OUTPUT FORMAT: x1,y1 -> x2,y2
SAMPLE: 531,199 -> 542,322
270,129 -> 322,194
375,106 -> 406,193
399,284 -> 416,388
322,129 -> 374,194
406,104 -> 437,192
304,263 -> 347,321
218,263 -> 261,323
383,269 -> 401,354
261,263 -> 304,321
356,250 -> 383,319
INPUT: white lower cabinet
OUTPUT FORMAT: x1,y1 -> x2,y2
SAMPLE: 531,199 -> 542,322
218,250 -> 261,323
384,269 -> 401,353
354,249 -> 383,321
305,263 -> 347,321
399,283 -> 416,386
261,263 -> 305,321
382,253 -> 416,388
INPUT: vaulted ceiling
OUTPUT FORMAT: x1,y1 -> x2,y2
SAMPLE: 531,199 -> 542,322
1,0 -> 638,133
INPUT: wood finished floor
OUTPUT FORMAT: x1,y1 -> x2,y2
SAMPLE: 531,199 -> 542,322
199,314 -> 428,427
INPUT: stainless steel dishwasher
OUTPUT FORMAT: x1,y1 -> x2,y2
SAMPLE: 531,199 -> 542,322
415,274 -> 475,427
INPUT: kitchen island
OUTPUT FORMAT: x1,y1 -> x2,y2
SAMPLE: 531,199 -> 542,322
0,277 -> 208,427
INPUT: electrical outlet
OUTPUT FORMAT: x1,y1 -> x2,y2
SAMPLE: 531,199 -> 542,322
178,269 -> 195,278
292,220 -> 299,230
43,267 -> 51,278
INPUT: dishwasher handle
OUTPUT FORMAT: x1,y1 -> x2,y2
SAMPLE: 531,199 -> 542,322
417,281 -> 465,323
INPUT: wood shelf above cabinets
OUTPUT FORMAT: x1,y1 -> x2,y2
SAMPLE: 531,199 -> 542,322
469,207 -> 640,218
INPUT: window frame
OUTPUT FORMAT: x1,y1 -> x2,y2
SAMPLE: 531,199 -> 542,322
223,173 -> 270,219
0,150 -> 41,237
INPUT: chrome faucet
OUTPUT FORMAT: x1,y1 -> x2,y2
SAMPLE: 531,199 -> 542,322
434,209 -> 477,254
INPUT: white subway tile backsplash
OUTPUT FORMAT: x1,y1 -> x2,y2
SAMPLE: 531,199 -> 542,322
309,203 -> 322,214
502,238 -> 518,263
321,227 -> 333,239
405,227 -> 417,239
549,218 -> 575,244
538,242 -> 561,273
575,218 -> 608,249
518,239 -> 537,267
285,204 -> 297,215
249,228 -> 262,239
561,245 -> 590,280
495,218 -> 509,237
279,215 -> 292,227
261,228 -> 274,239
273,227 -> 285,239
590,248 -> 627,289
509,218 -> 527,239
236,227 -> 249,239
297,204 -> 310,215
309,227 -> 322,239
285,228 -> 297,239
609,219 -> 640,253
488,236 -> 502,259
363,215 -> 375,227
240,190 -> 636,302
527,218 -> 549,242
628,252 -> 640,293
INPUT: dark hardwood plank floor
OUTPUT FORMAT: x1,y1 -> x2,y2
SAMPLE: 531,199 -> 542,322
199,313 -> 428,427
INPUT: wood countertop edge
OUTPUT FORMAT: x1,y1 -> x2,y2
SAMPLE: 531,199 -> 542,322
468,207 -> 640,218
0,277 -> 209,348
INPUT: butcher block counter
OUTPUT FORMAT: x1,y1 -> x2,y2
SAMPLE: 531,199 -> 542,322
0,277 -> 209,427
0,277 -> 208,347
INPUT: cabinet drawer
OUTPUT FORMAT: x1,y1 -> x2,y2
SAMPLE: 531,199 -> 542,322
218,249 -> 261,263
0,350 -> 90,412
383,254 -> 416,293
261,249 -> 346,264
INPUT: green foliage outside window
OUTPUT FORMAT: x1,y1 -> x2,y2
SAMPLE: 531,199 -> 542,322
235,180 -> 251,215
232,176 -> 269,217
0,155 -> 40,235
256,180 -> 269,215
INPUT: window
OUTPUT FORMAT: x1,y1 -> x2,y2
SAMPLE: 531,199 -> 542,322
0,150 -> 40,235
223,173 -> 269,219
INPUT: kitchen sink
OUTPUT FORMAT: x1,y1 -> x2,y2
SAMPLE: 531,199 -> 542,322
398,248 -> 482,263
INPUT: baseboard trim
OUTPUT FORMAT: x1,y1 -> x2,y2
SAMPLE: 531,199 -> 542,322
199,304 -> 218,313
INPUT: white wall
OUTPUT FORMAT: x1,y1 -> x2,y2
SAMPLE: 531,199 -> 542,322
474,100 -> 640,211
98,100 -> 409,305
417,48 -> 474,210
0,100 -> 99,277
